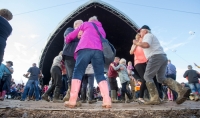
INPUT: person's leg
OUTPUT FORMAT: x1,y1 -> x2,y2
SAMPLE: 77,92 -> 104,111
51,66 -> 62,102
28,84 -> 34,100
109,78 -> 120,103
188,83 -> 196,93
33,80 -> 40,101
121,82 -> 127,102
65,49 -> 92,108
143,55 -> 167,105
135,63 -> 147,101
63,56 -> 76,102
161,56 -> 190,104
88,74 -> 96,103
21,80 -> 32,101
91,50 -> 111,108
81,75 -> 87,102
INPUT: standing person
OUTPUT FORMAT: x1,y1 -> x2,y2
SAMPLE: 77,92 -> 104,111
80,64 -> 97,104
110,58 -> 133,103
42,51 -> 63,103
62,20 -> 83,102
183,65 -> 200,101
21,63 -> 41,101
127,61 -> 136,101
166,60 -> 177,101
0,61 -> 14,100
133,25 -> 190,105
130,33 -> 147,103
107,57 -> 120,103
0,9 -> 13,65
64,16 -> 111,108
61,60 -> 68,95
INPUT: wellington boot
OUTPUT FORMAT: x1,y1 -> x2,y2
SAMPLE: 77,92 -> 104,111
144,82 -> 161,105
163,78 -> 190,104
41,93 -> 50,102
53,87 -> 63,103
99,80 -> 112,108
63,84 -> 71,102
111,90 -> 120,103
64,79 -> 81,108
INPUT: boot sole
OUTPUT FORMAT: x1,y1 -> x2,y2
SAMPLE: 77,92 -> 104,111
102,105 -> 112,108
176,89 -> 191,104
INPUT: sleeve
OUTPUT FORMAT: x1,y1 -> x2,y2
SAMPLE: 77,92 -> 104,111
183,71 -> 188,78
112,64 -> 122,71
63,27 -> 74,37
142,34 -> 153,46
28,67 -> 31,73
65,23 -> 85,43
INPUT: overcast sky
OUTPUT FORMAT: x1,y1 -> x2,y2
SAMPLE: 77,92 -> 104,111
1,0 -> 200,86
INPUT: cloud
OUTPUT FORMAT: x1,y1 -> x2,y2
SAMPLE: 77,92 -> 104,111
30,34 -> 39,39
163,42 -> 187,52
14,42 -> 26,52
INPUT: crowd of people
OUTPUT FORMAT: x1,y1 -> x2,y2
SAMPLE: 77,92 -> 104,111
0,8 -> 200,109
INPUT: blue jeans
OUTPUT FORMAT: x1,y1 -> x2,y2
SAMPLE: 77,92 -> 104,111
28,84 -> 35,97
61,75 -> 68,94
73,49 -> 106,84
22,80 -> 40,100
188,83 -> 200,94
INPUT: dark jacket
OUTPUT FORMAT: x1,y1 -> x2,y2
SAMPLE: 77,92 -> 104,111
0,16 -> 12,41
183,69 -> 200,83
62,27 -> 79,57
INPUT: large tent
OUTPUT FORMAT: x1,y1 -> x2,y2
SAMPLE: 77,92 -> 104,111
39,0 -> 139,84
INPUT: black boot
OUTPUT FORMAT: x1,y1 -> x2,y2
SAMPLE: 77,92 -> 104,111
42,85 -> 55,102
81,88 -> 87,103
53,87 -> 63,103
126,91 -> 133,103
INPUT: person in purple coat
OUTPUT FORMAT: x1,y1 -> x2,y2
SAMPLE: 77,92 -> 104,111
64,16 -> 111,108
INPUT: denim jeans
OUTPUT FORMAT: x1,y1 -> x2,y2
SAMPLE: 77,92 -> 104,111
73,49 -> 106,84
61,75 -> 68,94
28,84 -> 34,97
21,80 -> 39,100
188,83 -> 200,94
81,74 -> 94,101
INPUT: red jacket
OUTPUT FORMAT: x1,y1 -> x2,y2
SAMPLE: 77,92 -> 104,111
107,62 -> 118,78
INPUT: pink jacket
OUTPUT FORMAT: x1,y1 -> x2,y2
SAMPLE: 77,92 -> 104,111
65,21 -> 106,58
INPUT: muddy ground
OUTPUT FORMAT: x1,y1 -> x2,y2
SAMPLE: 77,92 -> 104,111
0,100 -> 200,118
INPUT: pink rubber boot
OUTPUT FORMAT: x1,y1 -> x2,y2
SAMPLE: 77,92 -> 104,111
99,80 -> 112,108
171,92 -> 174,101
64,79 -> 81,108
0,91 -> 6,101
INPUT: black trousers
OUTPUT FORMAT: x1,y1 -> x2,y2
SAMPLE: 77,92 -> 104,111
108,77 -> 118,91
135,63 -> 147,98
0,40 -> 6,64
50,66 -> 62,88
64,56 -> 76,85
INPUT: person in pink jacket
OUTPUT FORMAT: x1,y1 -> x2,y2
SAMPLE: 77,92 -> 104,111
64,16 -> 111,108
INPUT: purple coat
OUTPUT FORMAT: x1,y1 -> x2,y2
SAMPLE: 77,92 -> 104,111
65,21 -> 106,59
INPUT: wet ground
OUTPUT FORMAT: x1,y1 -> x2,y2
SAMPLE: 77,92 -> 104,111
0,100 -> 200,118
